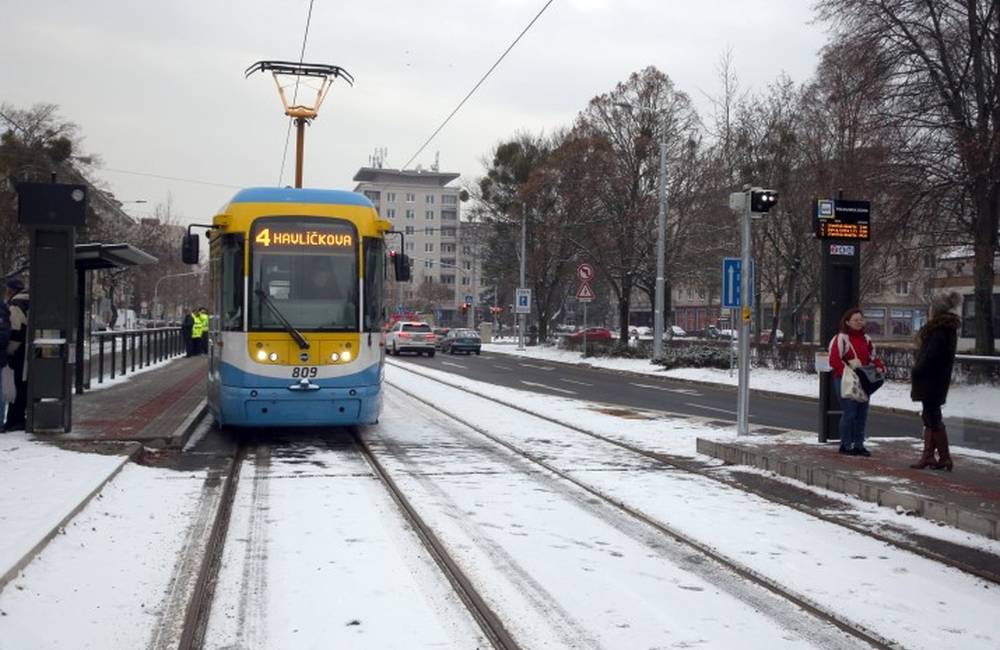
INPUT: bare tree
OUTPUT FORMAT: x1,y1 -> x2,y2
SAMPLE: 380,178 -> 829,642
817,0 -> 999,353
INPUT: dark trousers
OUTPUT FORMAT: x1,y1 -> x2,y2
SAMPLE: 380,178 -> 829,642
183,335 -> 194,356
921,402 -> 943,429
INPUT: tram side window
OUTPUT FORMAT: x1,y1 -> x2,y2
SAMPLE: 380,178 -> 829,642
364,237 -> 385,332
221,234 -> 245,331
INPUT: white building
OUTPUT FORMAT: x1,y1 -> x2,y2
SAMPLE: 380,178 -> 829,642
352,165 -> 481,324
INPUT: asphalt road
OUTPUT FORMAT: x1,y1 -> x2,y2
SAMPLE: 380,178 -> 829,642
389,349 -> 1000,453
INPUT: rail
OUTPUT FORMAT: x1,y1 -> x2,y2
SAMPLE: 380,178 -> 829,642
85,327 -> 185,388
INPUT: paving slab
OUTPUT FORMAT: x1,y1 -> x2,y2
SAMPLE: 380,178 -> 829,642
697,435 -> 1000,540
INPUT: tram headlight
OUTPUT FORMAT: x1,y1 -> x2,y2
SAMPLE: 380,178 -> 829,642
340,350 -> 352,362
256,350 -> 267,361
268,352 -> 278,362
330,352 -> 340,362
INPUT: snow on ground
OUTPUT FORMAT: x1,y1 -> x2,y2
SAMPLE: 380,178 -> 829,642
204,441 -> 486,650
0,462 -> 208,650
386,364 -> 1000,650
0,432 -> 129,583
482,342 -> 1000,424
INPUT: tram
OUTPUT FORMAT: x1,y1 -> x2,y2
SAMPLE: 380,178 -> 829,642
181,187 -> 409,427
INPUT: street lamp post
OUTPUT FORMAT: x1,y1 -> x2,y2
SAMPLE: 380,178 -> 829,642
618,102 -> 667,359
153,270 -> 207,317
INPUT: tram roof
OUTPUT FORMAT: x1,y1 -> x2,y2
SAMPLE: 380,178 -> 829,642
228,187 -> 373,207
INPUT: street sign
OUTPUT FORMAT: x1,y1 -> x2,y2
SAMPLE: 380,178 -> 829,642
464,294 -> 474,305
576,263 -> 595,282
576,282 -> 595,302
722,258 -> 754,308
814,198 -> 871,240
515,288 -> 532,314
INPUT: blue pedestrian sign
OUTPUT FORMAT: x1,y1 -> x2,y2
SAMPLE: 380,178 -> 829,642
464,294 -> 474,305
722,258 -> 754,308
515,288 -> 532,314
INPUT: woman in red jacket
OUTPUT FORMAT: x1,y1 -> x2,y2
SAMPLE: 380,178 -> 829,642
829,308 -> 886,456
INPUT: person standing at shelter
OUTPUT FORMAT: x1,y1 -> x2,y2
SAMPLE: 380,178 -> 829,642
828,308 -> 885,456
182,308 -> 196,357
194,307 -> 210,355
909,292 -> 961,471
4,277 -> 29,431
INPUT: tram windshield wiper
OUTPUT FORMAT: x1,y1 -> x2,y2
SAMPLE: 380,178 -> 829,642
254,286 -> 310,350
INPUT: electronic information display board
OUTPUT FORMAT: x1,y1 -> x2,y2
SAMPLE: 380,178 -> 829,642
814,198 -> 871,240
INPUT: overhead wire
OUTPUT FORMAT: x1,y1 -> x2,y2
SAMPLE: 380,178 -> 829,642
402,0 -> 556,170
278,0 -> 317,185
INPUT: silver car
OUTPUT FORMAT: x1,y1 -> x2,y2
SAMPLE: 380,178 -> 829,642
386,321 -> 436,356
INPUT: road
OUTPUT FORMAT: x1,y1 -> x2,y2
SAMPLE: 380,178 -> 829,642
390,349 -> 1000,453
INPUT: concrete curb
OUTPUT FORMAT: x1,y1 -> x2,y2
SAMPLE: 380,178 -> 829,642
169,398 -> 209,450
696,438 -> 998,540
0,442 -> 143,592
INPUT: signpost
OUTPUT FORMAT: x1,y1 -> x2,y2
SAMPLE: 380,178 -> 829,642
722,258 -> 754,309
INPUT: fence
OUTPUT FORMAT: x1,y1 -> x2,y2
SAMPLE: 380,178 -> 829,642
85,327 -> 185,388
562,336 -> 1000,386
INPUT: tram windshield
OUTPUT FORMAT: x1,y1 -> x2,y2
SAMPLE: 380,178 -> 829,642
249,218 -> 359,331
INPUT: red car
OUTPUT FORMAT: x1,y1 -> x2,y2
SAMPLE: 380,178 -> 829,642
567,327 -> 613,342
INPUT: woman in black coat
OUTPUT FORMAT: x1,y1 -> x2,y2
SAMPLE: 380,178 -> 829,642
910,292 -> 961,470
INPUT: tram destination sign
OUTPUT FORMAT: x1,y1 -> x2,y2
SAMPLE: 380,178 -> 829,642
814,198 -> 870,240
252,220 -> 355,250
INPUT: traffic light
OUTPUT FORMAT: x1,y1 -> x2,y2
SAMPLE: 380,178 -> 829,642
750,189 -> 778,213
389,249 -> 411,282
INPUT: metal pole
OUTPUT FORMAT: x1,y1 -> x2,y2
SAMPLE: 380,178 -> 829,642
653,121 -> 667,359
582,302 -> 588,357
517,203 -> 526,351
294,117 -> 306,188
737,192 -> 752,435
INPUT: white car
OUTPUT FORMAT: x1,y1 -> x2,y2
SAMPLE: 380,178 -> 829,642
385,321 -> 436,356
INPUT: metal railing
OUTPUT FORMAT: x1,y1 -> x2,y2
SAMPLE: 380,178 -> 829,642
85,327 -> 185,388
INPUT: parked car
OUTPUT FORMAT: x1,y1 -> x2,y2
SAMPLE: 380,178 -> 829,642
567,327 -> 613,343
441,328 -> 482,355
668,325 -> 687,338
385,321 -> 436,356
432,327 -> 450,349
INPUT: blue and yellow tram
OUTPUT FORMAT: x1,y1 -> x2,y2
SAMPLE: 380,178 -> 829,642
186,187 -> 406,427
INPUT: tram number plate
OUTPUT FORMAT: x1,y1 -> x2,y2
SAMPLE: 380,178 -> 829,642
291,367 -> 318,378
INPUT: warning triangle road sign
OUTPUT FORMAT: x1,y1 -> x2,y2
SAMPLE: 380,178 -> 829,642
576,282 -> 595,300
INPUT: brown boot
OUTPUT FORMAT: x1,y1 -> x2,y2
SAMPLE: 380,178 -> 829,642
931,426 -> 953,471
909,428 -> 937,469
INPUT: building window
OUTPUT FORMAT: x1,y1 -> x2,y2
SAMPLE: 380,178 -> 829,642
387,192 -> 396,202
962,293 -> 1000,338
441,275 -> 455,285
442,194 -> 457,205
895,280 -> 910,296
863,308 -> 885,335
406,209 -> 415,220
889,308 -> 914,336
425,210 -> 435,220
922,253 -> 937,269
441,209 -> 457,221
460,244 -> 469,253
425,243 -> 434,252
461,276 -> 470,285
404,225 -> 414,235
424,260 -> 433,269
387,208 -> 396,219
442,243 -> 456,253
423,226 -> 433,236
463,261 -> 472,270
405,241 -> 414,251
405,192 -> 415,203
426,194 -> 435,204
363,190 -> 380,202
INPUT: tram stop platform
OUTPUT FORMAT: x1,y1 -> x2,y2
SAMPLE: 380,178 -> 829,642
697,434 -> 1000,541
41,356 -> 208,449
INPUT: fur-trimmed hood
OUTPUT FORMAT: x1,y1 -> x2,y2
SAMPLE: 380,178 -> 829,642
916,312 -> 960,346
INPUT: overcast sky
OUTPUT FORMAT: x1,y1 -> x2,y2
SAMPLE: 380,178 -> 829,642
3,1 -> 828,225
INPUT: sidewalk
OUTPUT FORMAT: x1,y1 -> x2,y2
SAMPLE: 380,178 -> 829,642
697,434 -> 1000,540
58,355 -> 208,447
0,356 -> 208,591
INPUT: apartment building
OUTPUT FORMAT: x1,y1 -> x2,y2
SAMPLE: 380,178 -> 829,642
352,165 -> 481,323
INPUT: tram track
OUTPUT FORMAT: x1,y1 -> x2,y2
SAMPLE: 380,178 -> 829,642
384,361 -> 983,649
387,359 -> 1000,585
